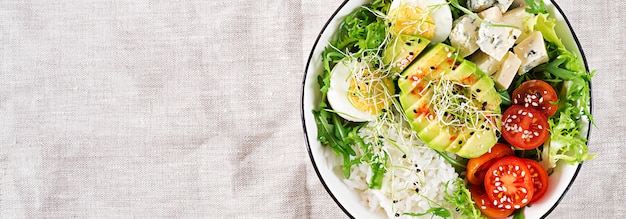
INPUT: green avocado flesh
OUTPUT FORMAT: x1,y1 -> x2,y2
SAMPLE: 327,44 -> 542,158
383,35 -> 430,73
397,43 -> 502,159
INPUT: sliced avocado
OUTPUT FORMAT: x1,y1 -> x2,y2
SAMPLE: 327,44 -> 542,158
408,112 -> 432,135
445,128 -> 471,154
428,126 -> 456,152
398,43 -> 502,159
383,35 -> 430,73
456,127 -> 498,158
400,43 -> 456,80
443,60 -> 476,81
417,118 -> 446,151
402,91 -> 432,122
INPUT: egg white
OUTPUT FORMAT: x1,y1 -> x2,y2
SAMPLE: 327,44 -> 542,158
327,59 -> 378,122
389,0 -> 453,44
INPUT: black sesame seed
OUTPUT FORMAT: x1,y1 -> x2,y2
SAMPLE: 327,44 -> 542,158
417,38 -> 421,43
413,109 -> 417,113
405,42 -> 412,46
470,131 -> 474,135
495,130 -> 501,138
402,154 -> 407,159
486,127 -> 490,131
416,168 -> 421,173
395,213 -> 400,217
415,188 -> 420,193
393,200 -> 398,203
409,52 -> 414,56
458,140 -> 463,144
430,66 -> 435,70
476,88 -> 481,93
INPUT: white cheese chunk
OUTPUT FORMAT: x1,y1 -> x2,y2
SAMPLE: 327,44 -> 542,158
469,51 -> 503,76
494,0 -> 514,13
478,6 -> 503,22
501,7 -> 535,43
514,31 -> 550,74
468,0 -> 495,12
492,51 -> 522,89
477,23 -> 521,61
449,15 -> 481,57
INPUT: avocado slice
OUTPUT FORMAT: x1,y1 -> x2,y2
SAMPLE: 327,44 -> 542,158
383,35 -> 430,73
400,43 -> 456,80
398,43 -> 503,159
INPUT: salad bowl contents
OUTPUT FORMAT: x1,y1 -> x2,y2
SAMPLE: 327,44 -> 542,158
302,0 -> 594,218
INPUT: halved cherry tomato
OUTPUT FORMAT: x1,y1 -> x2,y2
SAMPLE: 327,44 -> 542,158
484,156 -> 534,210
469,184 -> 515,218
521,158 -> 550,203
512,80 -> 559,117
466,143 -> 514,185
501,105 -> 550,150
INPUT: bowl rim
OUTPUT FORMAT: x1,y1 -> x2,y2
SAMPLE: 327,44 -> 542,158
300,0 -> 592,218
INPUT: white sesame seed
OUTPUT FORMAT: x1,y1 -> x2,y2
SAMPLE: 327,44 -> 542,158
494,200 -> 498,206
505,205 -> 512,209
515,166 -> 519,171
531,102 -> 539,107
522,199 -> 528,203
514,205 -> 520,209
529,112 -> 534,117
481,206 -> 487,210
494,189 -> 499,194
538,125 -> 543,130
512,115 -> 517,119
518,110 -> 523,114
521,188 -> 527,193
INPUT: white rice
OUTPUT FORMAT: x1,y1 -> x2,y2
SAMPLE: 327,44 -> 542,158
327,117 -> 460,219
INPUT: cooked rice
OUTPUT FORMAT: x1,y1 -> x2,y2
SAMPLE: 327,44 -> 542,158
327,117 -> 460,219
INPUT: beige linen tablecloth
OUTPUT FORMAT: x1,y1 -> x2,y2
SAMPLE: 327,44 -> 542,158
0,0 -> 621,218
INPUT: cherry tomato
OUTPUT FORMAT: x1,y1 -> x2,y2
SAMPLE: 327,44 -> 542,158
521,158 -> 550,203
501,105 -> 550,150
512,80 -> 559,117
466,143 -> 514,185
484,156 -> 534,210
469,184 -> 515,218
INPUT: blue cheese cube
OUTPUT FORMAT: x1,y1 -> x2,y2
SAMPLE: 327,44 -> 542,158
492,51 -> 522,89
495,0 -> 514,13
449,15 -> 481,57
468,0 -> 495,12
501,7 -> 535,43
477,23 -> 521,61
478,6 -> 503,22
469,51 -> 503,76
514,31 -> 550,74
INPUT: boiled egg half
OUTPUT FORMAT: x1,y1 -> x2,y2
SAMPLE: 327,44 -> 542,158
388,0 -> 453,44
327,58 -> 395,122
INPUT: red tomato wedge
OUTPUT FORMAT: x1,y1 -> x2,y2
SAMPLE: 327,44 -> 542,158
466,143 -> 514,185
469,184 -> 515,218
501,105 -> 550,150
512,80 -> 559,117
484,156 -> 534,210
521,158 -> 550,203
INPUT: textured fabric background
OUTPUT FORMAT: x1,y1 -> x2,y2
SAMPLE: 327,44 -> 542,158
0,0 -> 621,218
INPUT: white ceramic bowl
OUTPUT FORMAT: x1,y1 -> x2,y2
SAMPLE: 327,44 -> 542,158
301,1 -> 592,218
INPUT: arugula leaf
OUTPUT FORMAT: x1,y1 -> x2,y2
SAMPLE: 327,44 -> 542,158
525,0 -> 548,14
443,178 -> 486,219
403,207 -> 452,218
498,89 -> 512,106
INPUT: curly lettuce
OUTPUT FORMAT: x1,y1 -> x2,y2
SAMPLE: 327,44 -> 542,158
522,12 -> 596,169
